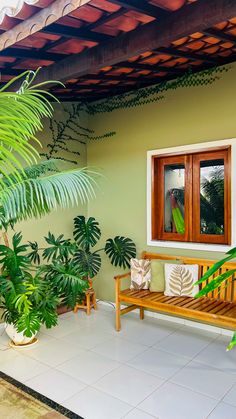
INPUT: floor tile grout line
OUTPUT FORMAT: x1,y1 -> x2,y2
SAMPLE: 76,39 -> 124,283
62,383 -> 134,414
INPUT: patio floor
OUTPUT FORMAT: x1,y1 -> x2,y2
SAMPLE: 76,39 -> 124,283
1,306 -> 236,419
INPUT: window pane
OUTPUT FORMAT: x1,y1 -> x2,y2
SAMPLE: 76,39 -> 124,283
164,164 -> 185,234
200,159 -> 224,235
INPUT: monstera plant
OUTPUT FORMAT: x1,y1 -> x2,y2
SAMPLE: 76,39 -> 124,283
73,216 -> 136,278
195,247 -> 236,351
28,215 -> 136,282
0,232 -> 88,346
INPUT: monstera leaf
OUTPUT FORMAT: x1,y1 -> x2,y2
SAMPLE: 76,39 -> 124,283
73,249 -> 101,278
105,236 -> 136,269
169,265 -> 194,296
73,216 -> 101,252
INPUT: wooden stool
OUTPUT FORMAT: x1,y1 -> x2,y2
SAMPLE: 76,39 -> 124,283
73,288 -> 97,315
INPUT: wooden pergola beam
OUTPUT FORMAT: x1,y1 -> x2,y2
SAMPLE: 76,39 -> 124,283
79,74 -> 162,83
156,47 -> 219,64
0,47 -> 65,62
113,62 -> 185,75
109,0 -> 169,19
31,0 -> 236,85
203,28 -> 236,43
41,23 -> 110,43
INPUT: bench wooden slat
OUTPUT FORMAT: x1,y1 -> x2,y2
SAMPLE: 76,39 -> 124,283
200,300 -> 222,312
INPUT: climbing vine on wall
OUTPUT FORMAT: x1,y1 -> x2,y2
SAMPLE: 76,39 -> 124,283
86,66 -> 230,114
44,65 -> 230,164
41,102 -> 115,164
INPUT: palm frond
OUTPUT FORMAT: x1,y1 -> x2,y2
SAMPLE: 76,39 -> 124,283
0,168 -> 99,226
0,71 -> 57,186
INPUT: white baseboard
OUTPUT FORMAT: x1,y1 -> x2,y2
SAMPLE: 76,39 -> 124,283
97,300 -> 234,337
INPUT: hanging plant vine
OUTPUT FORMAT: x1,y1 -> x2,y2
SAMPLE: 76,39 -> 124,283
41,102 -> 115,164
86,65 -> 231,114
44,65 -> 230,164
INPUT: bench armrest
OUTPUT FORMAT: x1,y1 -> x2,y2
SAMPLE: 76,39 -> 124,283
115,272 -> 130,297
114,272 -> 131,281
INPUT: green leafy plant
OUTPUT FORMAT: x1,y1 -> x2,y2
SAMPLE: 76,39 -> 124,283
0,233 -> 88,338
195,247 -> 236,351
28,215 -> 136,281
0,70 -> 99,233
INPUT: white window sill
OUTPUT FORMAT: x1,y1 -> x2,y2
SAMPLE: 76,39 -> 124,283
147,239 -> 232,253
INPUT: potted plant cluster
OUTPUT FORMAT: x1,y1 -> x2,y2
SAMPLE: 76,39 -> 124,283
0,232 -> 89,346
0,216 -> 136,347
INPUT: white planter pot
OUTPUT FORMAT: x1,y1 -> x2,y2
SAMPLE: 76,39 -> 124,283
5,323 -> 37,346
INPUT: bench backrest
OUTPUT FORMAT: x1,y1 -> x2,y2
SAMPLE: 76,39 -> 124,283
142,251 -> 236,303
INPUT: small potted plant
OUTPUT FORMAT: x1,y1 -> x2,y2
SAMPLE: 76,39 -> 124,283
0,232 -> 88,347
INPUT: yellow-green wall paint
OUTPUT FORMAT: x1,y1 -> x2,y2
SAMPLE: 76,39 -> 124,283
87,63 -> 236,302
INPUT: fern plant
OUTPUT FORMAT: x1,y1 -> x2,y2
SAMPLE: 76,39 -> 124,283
28,215 -> 136,281
0,233 -> 88,338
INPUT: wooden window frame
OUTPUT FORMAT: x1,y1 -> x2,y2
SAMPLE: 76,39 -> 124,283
151,146 -> 231,246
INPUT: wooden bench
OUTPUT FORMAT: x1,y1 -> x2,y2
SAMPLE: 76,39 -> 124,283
114,252 -> 236,331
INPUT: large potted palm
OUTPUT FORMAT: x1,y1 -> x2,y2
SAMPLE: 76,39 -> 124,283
0,70 -> 98,230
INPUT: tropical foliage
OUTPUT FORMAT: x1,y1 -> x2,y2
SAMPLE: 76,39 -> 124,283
170,167 -> 224,236
0,70 -> 99,231
0,233 -> 88,337
195,247 -> 236,351
200,166 -> 224,235
28,215 -> 136,280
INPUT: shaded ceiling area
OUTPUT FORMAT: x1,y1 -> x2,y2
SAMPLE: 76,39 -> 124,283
0,0 -> 236,101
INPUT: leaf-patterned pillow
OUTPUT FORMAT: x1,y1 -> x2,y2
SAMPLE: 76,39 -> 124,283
164,264 -> 199,297
130,258 -> 151,290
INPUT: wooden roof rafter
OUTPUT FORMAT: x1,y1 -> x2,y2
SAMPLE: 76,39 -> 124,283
0,0 -> 236,101
31,0 -> 236,84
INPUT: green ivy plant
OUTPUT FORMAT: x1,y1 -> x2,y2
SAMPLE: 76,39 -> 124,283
195,248 -> 236,351
0,233 -> 88,338
28,215 -> 136,280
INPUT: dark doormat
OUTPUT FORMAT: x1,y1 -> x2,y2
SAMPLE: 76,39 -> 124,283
0,371 -> 84,418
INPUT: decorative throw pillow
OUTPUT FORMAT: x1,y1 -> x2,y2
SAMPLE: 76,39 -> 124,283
164,264 -> 199,297
149,259 -> 183,292
130,258 -> 151,290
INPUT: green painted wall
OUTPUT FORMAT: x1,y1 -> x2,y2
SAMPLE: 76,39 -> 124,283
87,63 -> 236,302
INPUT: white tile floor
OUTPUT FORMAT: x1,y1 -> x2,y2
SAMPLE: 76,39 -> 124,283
1,304 -> 236,419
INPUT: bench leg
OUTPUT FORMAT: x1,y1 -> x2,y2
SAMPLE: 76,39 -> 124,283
115,278 -> 121,331
73,304 -> 79,313
86,293 -> 91,316
92,292 -> 97,310
116,302 -> 121,332
140,307 -> 144,320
